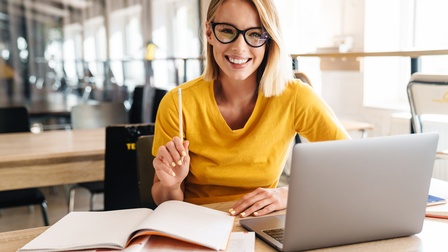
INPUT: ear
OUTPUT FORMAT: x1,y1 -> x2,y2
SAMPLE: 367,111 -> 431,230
205,22 -> 213,44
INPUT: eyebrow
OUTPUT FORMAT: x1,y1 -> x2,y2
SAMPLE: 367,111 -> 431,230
212,21 -> 263,30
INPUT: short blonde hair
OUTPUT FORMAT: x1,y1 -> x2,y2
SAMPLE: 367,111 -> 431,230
203,0 -> 294,97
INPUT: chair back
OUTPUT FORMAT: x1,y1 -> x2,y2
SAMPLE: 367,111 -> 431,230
407,73 -> 448,134
104,123 -> 155,210
407,73 -> 448,156
136,135 -> 157,209
71,102 -> 129,129
0,106 -> 30,133
294,71 -> 313,86
130,85 -> 168,123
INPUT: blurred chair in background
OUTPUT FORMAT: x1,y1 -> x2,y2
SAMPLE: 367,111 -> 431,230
68,102 -> 129,211
407,73 -> 448,159
71,102 -> 129,129
104,124 -> 155,211
0,106 -> 30,133
0,106 -> 49,225
130,85 -> 167,124
136,135 -> 157,210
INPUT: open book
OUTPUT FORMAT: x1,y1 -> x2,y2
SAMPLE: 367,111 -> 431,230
19,200 -> 234,251
425,179 -> 448,219
426,197 -> 448,219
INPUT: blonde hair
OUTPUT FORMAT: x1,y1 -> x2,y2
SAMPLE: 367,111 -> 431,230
203,0 -> 294,97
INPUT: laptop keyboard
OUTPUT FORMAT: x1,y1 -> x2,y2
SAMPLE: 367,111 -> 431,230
263,228 -> 284,244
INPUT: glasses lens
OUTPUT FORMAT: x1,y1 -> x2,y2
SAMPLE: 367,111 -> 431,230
212,23 -> 270,47
213,24 -> 238,43
245,28 -> 269,47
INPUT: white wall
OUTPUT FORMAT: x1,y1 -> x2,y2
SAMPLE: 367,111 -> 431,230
314,0 -> 408,138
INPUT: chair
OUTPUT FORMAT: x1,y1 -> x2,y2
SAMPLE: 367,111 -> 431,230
103,124 -> 155,210
129,85 -> 168,123
68,102 -> 129,212
0,106 -> 49,226
407,73 -> 448,159
0,107 -> 31,133
136,135 -> 157,209
71,102 -> 129,129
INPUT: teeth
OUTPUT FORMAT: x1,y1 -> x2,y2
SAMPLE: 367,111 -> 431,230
229,57 -> 248,64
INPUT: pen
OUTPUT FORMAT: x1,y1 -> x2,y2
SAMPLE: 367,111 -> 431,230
178,88 -> 183,140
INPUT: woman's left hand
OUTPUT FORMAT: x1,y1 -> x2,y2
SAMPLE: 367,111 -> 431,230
229,186 -> 288,217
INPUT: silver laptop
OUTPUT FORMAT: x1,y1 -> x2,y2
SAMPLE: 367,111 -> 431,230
240,133 -> 438,251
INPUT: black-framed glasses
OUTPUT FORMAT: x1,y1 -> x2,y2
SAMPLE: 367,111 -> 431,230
211,22 -> 270,48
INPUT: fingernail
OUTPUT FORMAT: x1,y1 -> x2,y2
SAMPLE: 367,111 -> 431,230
171,162 -> 176,167
254,212 -> 259,216
228,208 -> 236,215
181,151 -> 186,157
171,171 -> 176,176
177,159 -> 182,165
240,212 -> 246,217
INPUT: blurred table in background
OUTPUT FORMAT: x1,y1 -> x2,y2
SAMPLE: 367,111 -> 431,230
0,128 -> 105,192
340,119 -> 374,138
0,92 -> 98,131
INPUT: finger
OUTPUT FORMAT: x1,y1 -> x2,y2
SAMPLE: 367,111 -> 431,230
230,189 -> 267,216
232,188 -> 266,208
250,203 -> 277,217
165,141 -> 183,166
155,146 -> 177,176
180,140 -> 190,163
242,197 -> 276,217
153,157 -> 176,177
173,136 -> 189,163
173,136 -> 185,149
238,195 -> 272,217
242,188 -> 288,217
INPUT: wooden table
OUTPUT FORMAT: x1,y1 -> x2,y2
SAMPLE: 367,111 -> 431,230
340,119 -> 374,138
437,150 -> 448,159
2,179 -> 448,252
0,128 -> 105,191
291,49 -> 448,73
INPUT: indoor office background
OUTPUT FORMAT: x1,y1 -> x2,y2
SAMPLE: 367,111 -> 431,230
0,0 -> 447,231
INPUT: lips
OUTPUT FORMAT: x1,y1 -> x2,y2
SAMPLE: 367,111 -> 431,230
227,56 -> 250,64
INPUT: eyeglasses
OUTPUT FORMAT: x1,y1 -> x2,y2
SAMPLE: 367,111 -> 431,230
211,22 -> 270,48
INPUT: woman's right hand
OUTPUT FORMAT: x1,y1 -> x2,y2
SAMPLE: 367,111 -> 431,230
153,136 -> 190,188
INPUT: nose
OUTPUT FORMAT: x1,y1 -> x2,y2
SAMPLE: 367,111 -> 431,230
231,33 -> 247,51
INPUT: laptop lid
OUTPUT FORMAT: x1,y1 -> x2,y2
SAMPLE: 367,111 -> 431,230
240,133 -> 438,252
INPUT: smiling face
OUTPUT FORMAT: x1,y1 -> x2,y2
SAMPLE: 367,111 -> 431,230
206,0 -> 266,83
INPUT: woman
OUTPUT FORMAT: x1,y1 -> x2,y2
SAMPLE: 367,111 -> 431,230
152,0 -> 349,217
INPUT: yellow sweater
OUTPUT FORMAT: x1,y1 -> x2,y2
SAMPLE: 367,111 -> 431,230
153,76 -> 348,204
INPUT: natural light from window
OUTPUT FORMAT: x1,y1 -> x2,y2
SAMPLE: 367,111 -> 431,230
364,0 -> 448,110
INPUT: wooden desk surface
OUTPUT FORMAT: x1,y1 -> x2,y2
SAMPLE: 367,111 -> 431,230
0,128 -> 105,191
291,49 -> 448,58
2,179 -> 448,252
340,119 -> 374,132
436,151 -> 448,159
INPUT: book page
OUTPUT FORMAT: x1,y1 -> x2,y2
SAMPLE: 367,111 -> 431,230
124,232 -> 255,252
426,203 -> 448,219
19,208 -> 153,252
427,179 -> 448,219
132,201 -> 234,251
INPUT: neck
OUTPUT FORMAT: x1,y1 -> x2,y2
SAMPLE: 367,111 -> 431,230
214,75 -> 258,106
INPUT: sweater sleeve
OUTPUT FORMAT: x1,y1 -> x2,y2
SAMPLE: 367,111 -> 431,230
293,82 -> 349,142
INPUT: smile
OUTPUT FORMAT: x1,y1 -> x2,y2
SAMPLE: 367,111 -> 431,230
227,56 -> 250,65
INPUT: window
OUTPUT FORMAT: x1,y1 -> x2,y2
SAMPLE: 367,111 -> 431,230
364,0 -> 448,110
